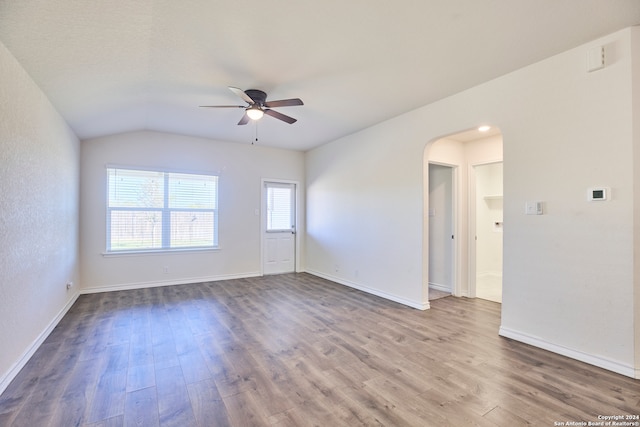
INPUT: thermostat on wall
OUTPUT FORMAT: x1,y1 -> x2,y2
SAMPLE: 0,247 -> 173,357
588,187 -> 608,201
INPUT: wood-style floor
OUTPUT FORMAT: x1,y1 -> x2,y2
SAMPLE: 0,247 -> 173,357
0,273 -> 638,426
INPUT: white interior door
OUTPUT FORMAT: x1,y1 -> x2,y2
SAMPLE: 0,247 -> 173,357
263,181 -> 296,275
428,164 -> 455,293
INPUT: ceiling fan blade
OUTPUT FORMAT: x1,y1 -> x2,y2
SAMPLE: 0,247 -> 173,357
264,109 -> 297,124
264,98 -> 304,108
229,86 -> 255,104
199,105 -> 245,108
237,112 -> 250,125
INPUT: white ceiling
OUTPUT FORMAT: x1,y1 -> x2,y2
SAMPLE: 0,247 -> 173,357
1,1 -> 639,151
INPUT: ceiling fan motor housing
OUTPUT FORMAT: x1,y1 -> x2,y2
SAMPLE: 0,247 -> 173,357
245,89 -> 267,106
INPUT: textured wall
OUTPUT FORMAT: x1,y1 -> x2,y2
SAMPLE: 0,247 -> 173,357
0,41 -> 80,392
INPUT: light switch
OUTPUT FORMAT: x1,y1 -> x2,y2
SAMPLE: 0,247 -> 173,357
525,201 -> 543,215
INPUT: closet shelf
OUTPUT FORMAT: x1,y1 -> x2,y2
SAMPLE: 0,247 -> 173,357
483,195 -> 503,200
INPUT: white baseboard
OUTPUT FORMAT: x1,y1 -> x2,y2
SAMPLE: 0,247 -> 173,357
428,282 -> 452,293
0,293 -> 80,395
81,271 -> 262,294
499,326 -> 638,379
306,270 -> 429,310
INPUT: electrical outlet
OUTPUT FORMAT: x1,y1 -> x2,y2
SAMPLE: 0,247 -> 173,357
163,266 -> 169,274
66,281 -> 73,290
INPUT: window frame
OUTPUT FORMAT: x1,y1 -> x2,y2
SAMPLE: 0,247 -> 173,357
265,182 -> 295,233
105,166 -> 219,254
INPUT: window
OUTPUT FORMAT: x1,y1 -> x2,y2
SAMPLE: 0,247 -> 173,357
266,182 -> 294,232
106,167 -> 218,252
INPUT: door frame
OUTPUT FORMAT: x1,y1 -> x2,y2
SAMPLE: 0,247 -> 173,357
428,161 -> 459,297
260,178 -> 301,275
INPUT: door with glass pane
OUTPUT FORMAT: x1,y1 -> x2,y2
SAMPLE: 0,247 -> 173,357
263,181 -> 296,275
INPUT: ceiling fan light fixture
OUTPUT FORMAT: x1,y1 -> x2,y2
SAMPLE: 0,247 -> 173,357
201,87 -> 302,125
247,106 -> 264,120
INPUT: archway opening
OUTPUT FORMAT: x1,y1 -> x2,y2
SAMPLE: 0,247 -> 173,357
423,126 -> 503,303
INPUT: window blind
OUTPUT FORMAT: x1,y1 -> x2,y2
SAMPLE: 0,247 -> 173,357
107,167 -> 218,252
266,184 -> 293,231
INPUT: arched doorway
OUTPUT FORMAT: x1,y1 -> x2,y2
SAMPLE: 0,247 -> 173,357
424,126 -> 503,301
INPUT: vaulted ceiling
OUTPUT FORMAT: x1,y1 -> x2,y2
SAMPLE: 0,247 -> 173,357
1,1 -> 639,151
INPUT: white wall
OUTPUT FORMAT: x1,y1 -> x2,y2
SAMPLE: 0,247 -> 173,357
306,27 -> 639,377
80,131 -> 305,291
498,29 -> 636,378
0,41 -> 80,392
306,125 -> 426,308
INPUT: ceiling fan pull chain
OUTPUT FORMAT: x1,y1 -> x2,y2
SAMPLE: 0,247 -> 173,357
253,122 -> 258,145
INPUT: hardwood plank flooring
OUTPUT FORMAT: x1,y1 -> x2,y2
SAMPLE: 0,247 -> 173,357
1,273 -> 638,426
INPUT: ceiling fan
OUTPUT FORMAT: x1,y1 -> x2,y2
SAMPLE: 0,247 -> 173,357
200,87 -> 303,125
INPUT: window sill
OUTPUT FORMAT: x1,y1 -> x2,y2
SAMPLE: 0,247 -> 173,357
102,247 -> 220,257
